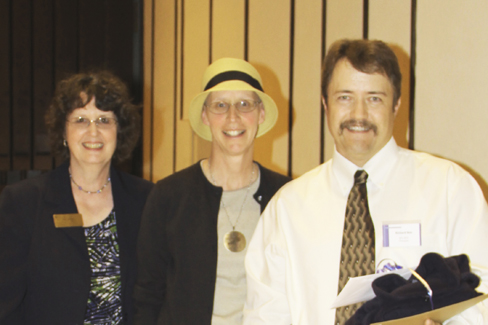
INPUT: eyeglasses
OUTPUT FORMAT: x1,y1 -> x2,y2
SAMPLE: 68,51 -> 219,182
67,116 -> 117,129
204,99 -> 261,114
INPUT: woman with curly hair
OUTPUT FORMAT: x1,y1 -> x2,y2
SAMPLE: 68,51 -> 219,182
0,71 -> 153,324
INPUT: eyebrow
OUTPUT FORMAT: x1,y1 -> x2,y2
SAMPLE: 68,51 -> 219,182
333,90 -> 387,96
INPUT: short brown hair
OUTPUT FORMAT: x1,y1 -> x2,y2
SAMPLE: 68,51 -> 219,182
321,39 -> 402,106
45,71 -> 141,162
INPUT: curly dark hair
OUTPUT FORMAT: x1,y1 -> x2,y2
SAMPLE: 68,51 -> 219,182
45,71 -> 141,162
322,39 -> 402,108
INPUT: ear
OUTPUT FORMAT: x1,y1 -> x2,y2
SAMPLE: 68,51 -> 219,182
321,96 -> 328,113
258,105 -> 265,125
201,107 -> 210,126
393,98 -> 401,117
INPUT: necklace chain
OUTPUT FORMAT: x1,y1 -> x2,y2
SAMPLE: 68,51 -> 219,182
69,169 -> 111,194
209,161 -> 255,231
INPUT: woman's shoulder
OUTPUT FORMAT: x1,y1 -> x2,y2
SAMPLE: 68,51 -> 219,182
1,167 -> 61,198
153,162 -> 204,188
113,169 -> 154,191
257,163 -> 292,187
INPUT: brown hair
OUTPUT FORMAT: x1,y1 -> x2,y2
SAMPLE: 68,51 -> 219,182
45,71 -> 141,162
321,39 -> 402,106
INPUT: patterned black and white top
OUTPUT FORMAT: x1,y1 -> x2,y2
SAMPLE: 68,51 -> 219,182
84,211 -> 122,325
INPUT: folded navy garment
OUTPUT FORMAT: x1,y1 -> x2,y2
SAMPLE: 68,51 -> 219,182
345,253 -> 482,325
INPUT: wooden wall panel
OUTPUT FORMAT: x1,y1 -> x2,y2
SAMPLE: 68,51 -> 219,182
291,0 -> 323,178
324,0 -> 363,161
54,0 -> 78,82
79,0 -> 106,71
368,0 -> 411,150
151,0 -> 177,182
12,0 -> 32,170
178,0 -> 211,170
1,0 -> 143,188
248,0 -> 291,175
415,0 -> 488,196
211,0 -> 246,61
144,0 -> 488,196
142,0 -> 154,180
33,0 -> 54,170
0,0 -> 11,170
105,0 -> 137,86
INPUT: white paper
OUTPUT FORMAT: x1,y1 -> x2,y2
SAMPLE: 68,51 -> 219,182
330,268 -> 412,309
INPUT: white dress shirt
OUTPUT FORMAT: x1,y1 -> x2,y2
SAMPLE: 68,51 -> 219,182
244,138 -> 488,324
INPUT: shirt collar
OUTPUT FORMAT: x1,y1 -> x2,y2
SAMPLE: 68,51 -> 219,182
331,137 -> 399,196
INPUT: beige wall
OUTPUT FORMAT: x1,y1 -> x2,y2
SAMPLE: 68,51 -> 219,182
143,0 -> 488,199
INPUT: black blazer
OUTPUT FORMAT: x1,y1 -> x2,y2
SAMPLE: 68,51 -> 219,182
133,162 -> 291,324
0,161 -> 153,325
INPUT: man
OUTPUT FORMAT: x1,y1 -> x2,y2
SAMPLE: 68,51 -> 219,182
243,39 -> 488,324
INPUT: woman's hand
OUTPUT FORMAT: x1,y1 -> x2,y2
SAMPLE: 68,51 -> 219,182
424,319 -> 441,325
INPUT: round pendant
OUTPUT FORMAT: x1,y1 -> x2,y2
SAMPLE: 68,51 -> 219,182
224,230 -> 246,252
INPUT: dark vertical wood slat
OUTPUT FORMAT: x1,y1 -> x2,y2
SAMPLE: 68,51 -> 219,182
0,0 -> 11,170
171,0 -> 177,174
363,0 -> 369,39
129,0 -> 144,175
244,0 -> 249,61
79,0 -> 105,72
12,0 -> 32,170
132,0 -> 143,103
33,0 -> 54,170
209,0 -> 212,63
54,0 -> 78,84
409,0 -> 417,150
320,0 -> 326,164
179,0 -> 185,121
288,0 -> 295,178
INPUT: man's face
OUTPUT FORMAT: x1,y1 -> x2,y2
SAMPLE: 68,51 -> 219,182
323,59 -> 400,167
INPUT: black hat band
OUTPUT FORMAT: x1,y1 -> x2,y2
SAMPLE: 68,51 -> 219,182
204,70 -> 263,91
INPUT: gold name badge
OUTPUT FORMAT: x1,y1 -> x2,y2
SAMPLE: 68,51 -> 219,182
53,214 -> 83,228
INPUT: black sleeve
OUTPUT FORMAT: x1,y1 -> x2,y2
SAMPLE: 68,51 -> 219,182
0,184 -> 36,323
133,184 -> 169,325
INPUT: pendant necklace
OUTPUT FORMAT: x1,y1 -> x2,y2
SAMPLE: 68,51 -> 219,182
210,162 -> 255,253
69,169 -> 111,194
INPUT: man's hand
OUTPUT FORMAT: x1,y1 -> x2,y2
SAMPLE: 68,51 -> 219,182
424,319 -> 441,325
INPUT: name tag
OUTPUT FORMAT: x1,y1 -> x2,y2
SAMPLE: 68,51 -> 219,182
383,222 -> 421,247
53,214 -> 83,228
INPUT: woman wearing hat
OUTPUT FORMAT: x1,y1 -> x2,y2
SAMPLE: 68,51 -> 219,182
133,58 -> 290,324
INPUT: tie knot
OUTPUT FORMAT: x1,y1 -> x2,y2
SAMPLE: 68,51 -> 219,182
354,170 -> 368,185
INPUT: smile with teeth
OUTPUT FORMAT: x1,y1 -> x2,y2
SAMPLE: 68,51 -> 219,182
223,130 -> 245,137
83,142 -> 104,149
347,125 -> 370,132
340,119 -> 378,134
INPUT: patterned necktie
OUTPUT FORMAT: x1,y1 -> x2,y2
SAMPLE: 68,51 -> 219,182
335,170 -> 375,324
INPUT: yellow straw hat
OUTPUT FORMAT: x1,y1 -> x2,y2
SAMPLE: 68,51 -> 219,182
189,58 -> 278,141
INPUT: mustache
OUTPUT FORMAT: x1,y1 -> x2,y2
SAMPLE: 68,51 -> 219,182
339,119 -> 378,134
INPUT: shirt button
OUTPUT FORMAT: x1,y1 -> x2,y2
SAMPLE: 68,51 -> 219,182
257,195 -> 262,201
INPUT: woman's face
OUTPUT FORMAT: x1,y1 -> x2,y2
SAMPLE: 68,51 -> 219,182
201,90 -> 265,158
65,96 -> 117,169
